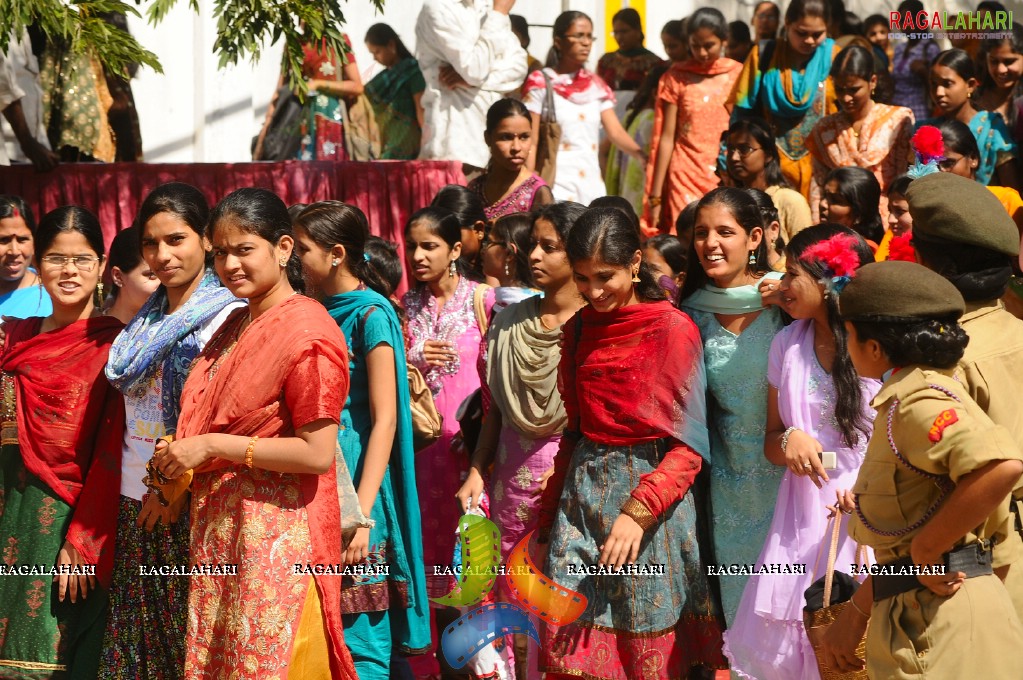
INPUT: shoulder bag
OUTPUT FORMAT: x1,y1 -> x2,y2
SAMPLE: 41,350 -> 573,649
535,72 -> 562,186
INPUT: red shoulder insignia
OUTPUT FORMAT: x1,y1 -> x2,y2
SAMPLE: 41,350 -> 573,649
928,409 -> 959,443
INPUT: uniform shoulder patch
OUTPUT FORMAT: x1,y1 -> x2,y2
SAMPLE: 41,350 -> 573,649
928,408 -> 959,443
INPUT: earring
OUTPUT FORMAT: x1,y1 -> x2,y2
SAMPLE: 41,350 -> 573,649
332,258 -> 340,267
631,267 -> 641,283
95,281 -> 105,306
279,258 -> 288,267
748,251 -> 757,266
449,260 -> 457,278
504,261 -> 510,277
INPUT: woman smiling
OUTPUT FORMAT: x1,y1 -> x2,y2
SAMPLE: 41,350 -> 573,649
0,195 -> 52,318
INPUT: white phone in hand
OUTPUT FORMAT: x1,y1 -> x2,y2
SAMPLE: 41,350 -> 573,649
819,451 -> 837,470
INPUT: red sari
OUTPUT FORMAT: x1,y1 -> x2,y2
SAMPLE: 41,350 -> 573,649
172,295 -> 357,680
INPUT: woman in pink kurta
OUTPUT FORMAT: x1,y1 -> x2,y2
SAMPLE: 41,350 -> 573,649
645,9 -> 742,232
807,45 -> 915,222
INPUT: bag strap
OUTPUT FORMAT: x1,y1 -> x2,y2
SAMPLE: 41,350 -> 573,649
473,284 -> 492,338
810,512 -> 843,607
541,71 -> 557,125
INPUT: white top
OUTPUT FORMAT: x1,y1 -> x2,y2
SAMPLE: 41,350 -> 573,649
524,69 -> 615,204
0,37 -> 27,166
415,0 -> 526,168
1,31 -> 48,163
120,303 -> 244,500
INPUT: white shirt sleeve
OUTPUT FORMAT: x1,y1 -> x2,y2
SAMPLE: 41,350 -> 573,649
417,0 -> 524,89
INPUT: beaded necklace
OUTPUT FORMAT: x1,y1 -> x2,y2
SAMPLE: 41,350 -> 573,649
854,383 -> 959,537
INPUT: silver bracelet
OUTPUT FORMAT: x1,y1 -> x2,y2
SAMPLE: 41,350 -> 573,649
780,426 -> 798,453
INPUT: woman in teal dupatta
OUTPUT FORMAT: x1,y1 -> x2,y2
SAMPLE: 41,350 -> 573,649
365,24 -> 426,160
292,201 -> 430,679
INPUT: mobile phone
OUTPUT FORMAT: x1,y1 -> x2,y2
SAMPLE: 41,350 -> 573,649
819,451 -> 837,470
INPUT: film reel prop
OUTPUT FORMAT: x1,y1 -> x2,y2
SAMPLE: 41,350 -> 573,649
441,603 -> 540,669
430,513 -> 502,607
505,530 -> 587,625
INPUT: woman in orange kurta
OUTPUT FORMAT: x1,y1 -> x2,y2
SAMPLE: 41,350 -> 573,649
646,8 -> 742,232
149,188 -> 358,680
807,45 -> 914,222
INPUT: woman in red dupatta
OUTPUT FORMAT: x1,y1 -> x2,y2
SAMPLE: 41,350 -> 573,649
535,208 -> 726,680
147,188 -> 358,680
0,206 -> 124,679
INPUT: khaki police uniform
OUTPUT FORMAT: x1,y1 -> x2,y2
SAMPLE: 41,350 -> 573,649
850,367 -> 1023,679
956,300 -> 1023,619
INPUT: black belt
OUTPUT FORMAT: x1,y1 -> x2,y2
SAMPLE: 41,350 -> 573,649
1011,498 -> 1023,536
872,542 -> 993,602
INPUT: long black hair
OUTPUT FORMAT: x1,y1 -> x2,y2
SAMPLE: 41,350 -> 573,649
679,187 -> 770,302
851,315 -> 969,368
823,166 -> 884,244
0,195 -> 36,232
137,182 -> 211,241
788,224 -> 874,447
532,201 -> 588,245
643,234 -> 687,277
565,207 -> 664,302
936,117 -> 981,163
430,184 -> 486,281
727,118 -> 790,188
208,187 -> 304,293
35,206 -> 105,261
293,201 -> 391,299
548,11 -> 592,67
364,23 -> 413,61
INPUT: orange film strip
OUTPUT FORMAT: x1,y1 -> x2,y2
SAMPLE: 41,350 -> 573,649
505,530 -> 587,626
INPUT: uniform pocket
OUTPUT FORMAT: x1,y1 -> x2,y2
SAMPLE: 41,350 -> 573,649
852,460 -> 910,528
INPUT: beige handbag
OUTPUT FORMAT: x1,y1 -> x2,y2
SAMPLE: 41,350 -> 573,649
535,72 -> 562,186
407,361 -> 442,452
803,513 -> 870,680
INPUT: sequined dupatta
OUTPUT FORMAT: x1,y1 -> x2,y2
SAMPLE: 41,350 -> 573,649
1,316 -> 125,586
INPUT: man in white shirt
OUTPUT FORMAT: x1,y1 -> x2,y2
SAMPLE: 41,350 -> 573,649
0,32 -> 57,171
415,0 -> 526,174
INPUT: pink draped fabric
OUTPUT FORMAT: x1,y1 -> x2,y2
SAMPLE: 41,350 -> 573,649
0,160 -> 464,296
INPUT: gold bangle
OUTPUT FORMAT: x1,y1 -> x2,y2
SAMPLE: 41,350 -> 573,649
244,435 -> 259,468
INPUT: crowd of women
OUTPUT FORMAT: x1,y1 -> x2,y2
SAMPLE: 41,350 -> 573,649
4,1 -> 1023,679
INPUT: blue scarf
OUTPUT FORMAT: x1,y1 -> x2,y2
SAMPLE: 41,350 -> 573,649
321,288 -> 431,653
105,269 -> 240,432
682,272 -> 783,313
759,38 -> 835,119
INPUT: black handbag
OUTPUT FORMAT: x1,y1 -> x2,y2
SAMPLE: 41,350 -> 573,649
255,86 -> 304,160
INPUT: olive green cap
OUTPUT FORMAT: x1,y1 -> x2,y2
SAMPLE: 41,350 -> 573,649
906,172 -> 1021,256
838,261 -> 965,321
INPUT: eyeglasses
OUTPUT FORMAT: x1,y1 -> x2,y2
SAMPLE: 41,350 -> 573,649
40,255 -> 102,272
564,33 -> 596,44
726,144 -> 763,158
481,238 -> 507,251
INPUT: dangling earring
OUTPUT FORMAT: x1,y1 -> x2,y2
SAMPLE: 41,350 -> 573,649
449,260 -> 457,278
504,261 -> 510,277
748,251 -> 757,266
95,281 -> 105,306
631,267 -> 641,283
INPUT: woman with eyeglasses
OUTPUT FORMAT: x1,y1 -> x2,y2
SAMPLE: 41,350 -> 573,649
0,195 -> 53,318
0,206 -> 125,678
725,118 -> 813,242
524,11 -> 647,205
730,0 -> 840,199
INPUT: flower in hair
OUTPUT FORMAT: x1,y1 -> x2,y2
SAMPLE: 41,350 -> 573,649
800,233 -> 862,294
907,125 -> 944,179
887,233 -> 916,262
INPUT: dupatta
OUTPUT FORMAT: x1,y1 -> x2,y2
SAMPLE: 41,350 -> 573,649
171,295 -> 356,678
105,269 -> 240,432
560,301 -> 709,457
1,316 -> 125,587
522,68 -> 615,106
321,288 -> 430,654
733,38 -> 835,118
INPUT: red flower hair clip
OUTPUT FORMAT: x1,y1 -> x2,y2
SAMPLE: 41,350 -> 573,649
800,233 -> 862,293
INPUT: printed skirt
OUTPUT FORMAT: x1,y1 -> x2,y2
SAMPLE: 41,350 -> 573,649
541,437 -> 726,680
98,495 -> 190,679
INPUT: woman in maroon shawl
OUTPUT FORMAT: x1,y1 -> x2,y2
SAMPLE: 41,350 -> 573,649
147,188 -> 358,679
535,207 -> 725,679
0,206 -> 125,678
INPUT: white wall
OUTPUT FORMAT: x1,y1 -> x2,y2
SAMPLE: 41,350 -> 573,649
129,0 -> 1021,162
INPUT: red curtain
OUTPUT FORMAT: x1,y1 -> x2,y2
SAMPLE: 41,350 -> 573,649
0,160 -> 465,295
